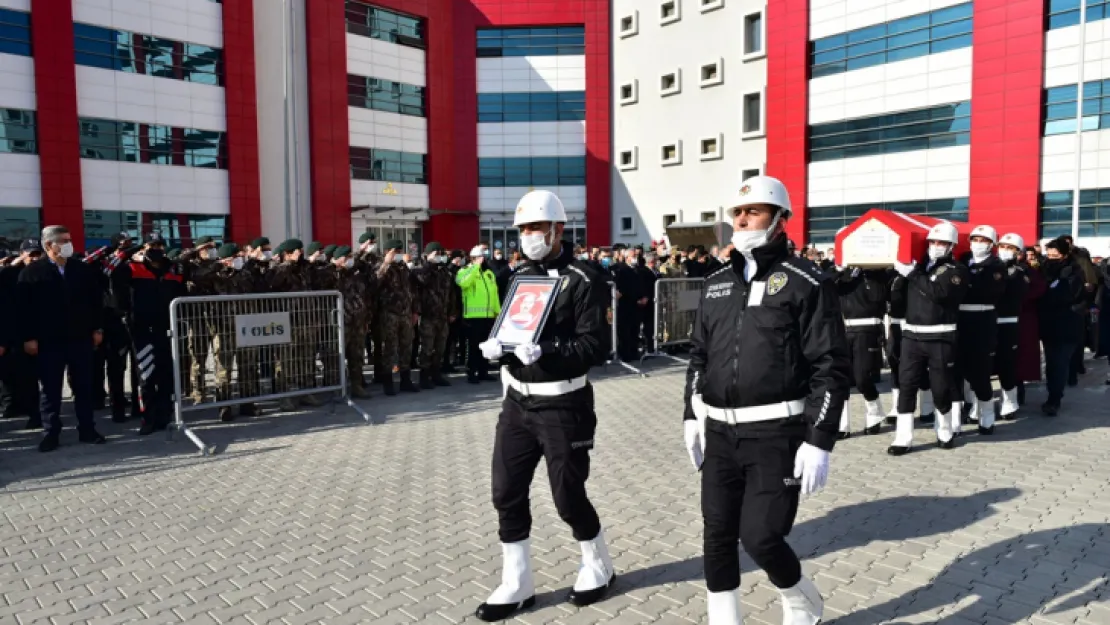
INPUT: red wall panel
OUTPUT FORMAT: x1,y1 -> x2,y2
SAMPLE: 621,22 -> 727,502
31,0 -> 84,248
765,0 -> 809,246
968,0 -> 1045,242
222,0 -> 262,244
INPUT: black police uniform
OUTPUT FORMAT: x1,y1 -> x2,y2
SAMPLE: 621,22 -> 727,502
611,258 -> 641,361
684,237 -> 851,593
490,242 -> 610,547
835,267 -> 889,432
953,253 -> 1006,421
634,259 -> 659,353
0,258 -> 40,424
893,254 -> 970,449
994,259 -> 1030,405
100,246 -> 141,421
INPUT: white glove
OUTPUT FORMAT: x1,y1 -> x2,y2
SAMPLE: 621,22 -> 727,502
513,343 -> 542,366
684,420 -> 703,470
793,443 -> 830,497
893,260 -> 915,277
479,338 -> 504,360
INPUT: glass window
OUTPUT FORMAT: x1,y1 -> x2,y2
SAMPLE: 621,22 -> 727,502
807,197 -> 970,242
73,23 -> 224,85
743,93 -> 762,133
476,157 -> 586,187
344,1 -> 425,47
809,101 -> 971,162
476,91 -> 585,122
347,74 -> 426,117
77,117 -> 225,169
83,211 -> 226,249
0,108 -> 37,155
476,26 -> 585,58
744,13 -> 763,54
350,147 -> 427,184
0,207 -> 40,248
0,8 -> 32,57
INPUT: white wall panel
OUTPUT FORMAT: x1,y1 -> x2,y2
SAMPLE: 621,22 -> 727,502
476,56 -> 585,93
809,48 -> 971,123
0,54 -> 35,110
73,0 -> 222,48
808,145 -> 970,206
810,0 -> 969,40
0,153 -> 41,207
75,66 -> 226,131
0,0 -> 29,12
1045,22 -> 1110,88
347,107 -> 427,153
480,186 -> 586,214
81,160 -> 229,214
477,121 -> 586,158
345,34 -> 426,87
351,180 -> 429,210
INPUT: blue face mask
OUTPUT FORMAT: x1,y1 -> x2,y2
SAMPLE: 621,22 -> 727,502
601,258 -> 611,268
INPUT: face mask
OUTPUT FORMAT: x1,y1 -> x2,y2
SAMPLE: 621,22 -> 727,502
970,242 -> 992,260
578,253 -> 588,261
261,250 -> 273,261
601,258 -> 611,268
231,257 -> 244,270
406,261 -> 414,269
367,244 -> 377,254
521,231 -> 552,261
998,249 -> 1016,263
345,258 -> 354,269
393,256 -> 404,264
58,242 -> 74,259
494,253 -> 503,260
928,244 -> 950,261
732,230 -> 768,253
202,249 -> 216,261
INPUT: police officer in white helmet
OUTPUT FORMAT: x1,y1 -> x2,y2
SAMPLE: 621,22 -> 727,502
889,222 -> 970,454
683,175 -> 851,624
953,225 -> 1007,432
993,233 -> 1031,419
474,190 -> 615,621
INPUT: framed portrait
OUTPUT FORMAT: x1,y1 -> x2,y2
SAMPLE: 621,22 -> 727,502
490,275 -> 561,348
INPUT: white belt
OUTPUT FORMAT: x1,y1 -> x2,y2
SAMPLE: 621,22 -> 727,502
501,367 -> 587,397
704,399 -> 806,424
903,323 -> 957,334
889,318 -> 904,326
959,304 -> 994,312
997,316 -> 1018,324
844,317 -> 883,327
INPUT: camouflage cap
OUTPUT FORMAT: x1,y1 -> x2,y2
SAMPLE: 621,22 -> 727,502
424,242 -> 444,254
385,239 -> 404,251
306,241 -> 322,255
276,238 -> 304,254
218,243 -> 239,259
358,232 -> 377,244
333,245 -> 352,258
250,237 -> 270,248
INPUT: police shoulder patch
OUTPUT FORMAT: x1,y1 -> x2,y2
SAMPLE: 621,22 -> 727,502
767,272 -> 789,296
993,272 -> 1002,280
951,275 -> 962,285
936,265 -> 949,276
1008,266 -> 1018,276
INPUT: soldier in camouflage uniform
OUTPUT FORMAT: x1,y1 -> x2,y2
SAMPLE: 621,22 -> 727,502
413,242 -> 460,389
375,239 -> 421,395
267,239 -> 322,410
333,246 -> 373,398
210,243 -> 260,421
181,236 -> 220,402
310,244 -> 342,389
353,232 -> 382,385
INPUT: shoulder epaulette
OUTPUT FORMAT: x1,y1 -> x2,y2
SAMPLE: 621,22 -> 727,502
782,258 -> 821,286
567,264 -> 590,283
707,262 -> 732,279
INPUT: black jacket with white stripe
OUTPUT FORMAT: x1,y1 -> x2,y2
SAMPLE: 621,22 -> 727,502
683,236 -> 852,452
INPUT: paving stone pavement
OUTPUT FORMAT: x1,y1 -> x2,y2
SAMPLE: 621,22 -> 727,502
1,356 -> 1109,625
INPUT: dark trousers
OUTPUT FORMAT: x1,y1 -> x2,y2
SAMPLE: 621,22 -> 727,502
994,323 -> 1020,391
445,317 -> 463,366
1043,340 -> 1076,404
847,329 -> 882,401
898,338 -> 958,415
702,422 -> 802,592
1,348 -> 40,419
639,302 -> 655,353
887,324 -> 929,393
37,340 -> 95,435
134,326 -> 174,425
616,303 -> 639,361
1070,333 -> 1085,383
491,394 -> 600,543
954,313 -> 997,403
103,317 -> 138,417
466,318 -> 495,378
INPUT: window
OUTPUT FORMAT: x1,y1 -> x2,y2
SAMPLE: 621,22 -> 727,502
743,92 -> 764,137
661,141 -> 682,166
700,134 -> 723,160
1048,0 -> 1110,29
619,12 -> 639,38
345,1 -> 425,48
83,211 -> 227,249
742,168 -> 761,181
807,197 -> 969,243
477,91 -> 585,122
700,0 -> 725,13
620,216 -> 635,233
1088,0 -> 1110,24
660,0 -> 680,25
661,70 -> 681,96
0,207 -> 41,244
477,156 -> 586,187
700,211 -> 717,222
619,81 -> 639,105
476,26 -> 585,57
808,101 -> 971,161
809,3 -> 972,78
73,23 -> 223,86
77,117 -> 225,168
1043,80 -> 1110,136
663,214 -> 677,228
700,59 -> 723,87
348,74 -> 426,117
351,147 -> 427,184
0,109 -> 37,155
0,8 -> 31,57
743,12 -> 764,58
618,147 -> 638,171
1040,188 -> 1110,238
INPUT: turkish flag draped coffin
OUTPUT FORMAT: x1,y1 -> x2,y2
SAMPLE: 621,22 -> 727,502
834,210 -> 975,268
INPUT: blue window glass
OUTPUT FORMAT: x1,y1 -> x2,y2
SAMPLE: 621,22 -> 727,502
0,8 -> 32,57
0,108 -> 36,155
1088,0 -> 1110,24
477,91 -> 586,122
808,101 -> 971,162
83,210 -> 226,249
807,197 -> 969,243
350,147 -> 427,184
1042,81 -> 1110,135
477,157 -> 586,187
344,1 -> 424,47
347,74 -> 426,117
73,23 -> 224,85
0,206 -> 41,247
809,3 -> 972,77
78,117 -> 226,169
476,26 -> 586,58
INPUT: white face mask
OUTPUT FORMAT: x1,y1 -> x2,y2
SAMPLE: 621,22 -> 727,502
405,261 -> 414,269
392,256 -> 403,264
203,248 -> 218,260
521,230 -> 553,261
970,242 -> 992,260
261,250 -> 273,261
928,244 -> 950,261
366,244 -> 377,254
731,229 -> 768,253
345,258 -> 354,269
231,257 -> 244,270
58,242 -> 74,259
998,249 -> 1016,263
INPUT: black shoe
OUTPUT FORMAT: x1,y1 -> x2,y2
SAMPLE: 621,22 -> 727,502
240,403 -> 260,417
25,415 -> 42,430
837,432 -> 851,440
1067,377 -> 1078,387
419,371 -> 435,390
978,425 -> 994,435
111,412 -> 129,424
138,419 -> 168,436
478,373 -> 497,382
38,432 -> 60,452
78,429 -> 107,444
1042,402 -> 1059,416
441,365 -> 458,374
467,376 -> 480,385
1001,413 -> 1017,422
400,371 -> 420,393
474,596 -> 536,622
887,445 -> 911,456
219,407 -> 235,422
1017,385 -> 1026,404
383,379 -> 397,396
865,423 -> 882,435
885,415 -> 897,425
567,573 -> 617,607
937,438 -> 955,450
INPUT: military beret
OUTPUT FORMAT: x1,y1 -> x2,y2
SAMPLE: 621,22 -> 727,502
251,237 -> 270,248
276,238 -> 304,254
218,243 -> 239,259
21,238 -> 41,253
145,232 -> 165,244
195,236 -> 214,246
385,239 -> 404,251
450,249 -> 464,259
109,232 -> 131,247
333,245 -> 352,258
358,232 -> 377,244
306,241 -> 322,255
424,242 -> 444,254
323,244 -> 338,256
167,248 -> 181,260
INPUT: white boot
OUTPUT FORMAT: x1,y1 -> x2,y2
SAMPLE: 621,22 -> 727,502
968,395 -> 981,422
475,540 -> 535,621
999,387 -> 1019,418
919,389 -> 935,418
978,399 -> 996,431
837,402 -> 851,438
888,413 -> 914,455
887,389 -> 900,417
935,408 -> 954,445
864,399 -> 884,431
707,588 -> 743,625
779,576 -> 823,625
949,404 -> 963,436
568,529 -> 615,606
964,382 -> 976,407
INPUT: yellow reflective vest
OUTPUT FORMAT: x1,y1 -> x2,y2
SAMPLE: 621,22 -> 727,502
456,263 -> 501,319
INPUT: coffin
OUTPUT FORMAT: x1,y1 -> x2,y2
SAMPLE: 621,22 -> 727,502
834,210 -> 974,268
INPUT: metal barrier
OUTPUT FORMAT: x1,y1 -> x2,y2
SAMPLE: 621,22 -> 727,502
641,278 -> 704,365
606,283 -> 645,376
169,290 -> 369,454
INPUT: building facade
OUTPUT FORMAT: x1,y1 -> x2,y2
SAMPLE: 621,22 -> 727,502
0,0 -> 1106,254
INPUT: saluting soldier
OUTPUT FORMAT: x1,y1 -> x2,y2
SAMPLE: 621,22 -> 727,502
181,235 -> 220,403
267,239 -> 322,410
334,246 -> 373,398
375,239 -> 421,395
413,242 -> 459,389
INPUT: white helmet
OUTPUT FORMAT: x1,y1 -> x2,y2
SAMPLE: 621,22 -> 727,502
926,222 -> 959,245
469,245 -> 485,257
513,190 -> 567,227
998,233 -> 1024,250
970,225 -> 998,244
727,175 -> 792,219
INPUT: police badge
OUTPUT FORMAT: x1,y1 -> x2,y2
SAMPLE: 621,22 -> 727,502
767,272 -> 789,296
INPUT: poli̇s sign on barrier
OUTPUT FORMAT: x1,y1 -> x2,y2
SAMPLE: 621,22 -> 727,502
235,312 -> 293,348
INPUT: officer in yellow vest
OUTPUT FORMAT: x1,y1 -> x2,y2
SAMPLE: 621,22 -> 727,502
456,246 -> 501,383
